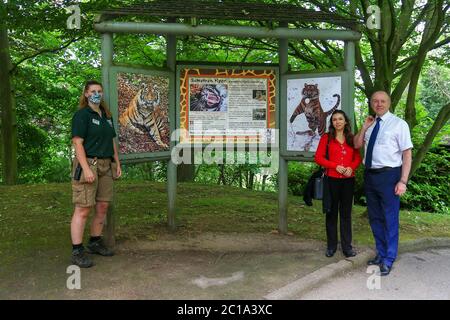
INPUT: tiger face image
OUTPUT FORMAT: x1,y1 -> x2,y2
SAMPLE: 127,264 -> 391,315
190,84 -> 228,112
119,82 -> 169,149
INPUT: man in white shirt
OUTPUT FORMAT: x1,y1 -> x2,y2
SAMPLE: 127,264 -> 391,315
354,91 -> 413,276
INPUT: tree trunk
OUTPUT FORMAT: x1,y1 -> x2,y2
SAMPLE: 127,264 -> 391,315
410,103 -> 450,178
238,167 -> 243,188
261,174 -> 267,191
218,164 -> 226,185
405,1 -> 445,130
145,161 -> 154,181
0,6 -> 17,185
247,171 -> 254,190
177,152 -> 195,182
177,163 -> 195,182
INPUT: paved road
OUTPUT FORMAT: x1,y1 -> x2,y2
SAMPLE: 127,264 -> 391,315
300,248 -> 450,300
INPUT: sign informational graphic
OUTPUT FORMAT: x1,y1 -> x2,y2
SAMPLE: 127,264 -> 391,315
178,66 -> 277,144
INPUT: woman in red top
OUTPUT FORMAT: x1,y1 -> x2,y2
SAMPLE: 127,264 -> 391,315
315,110 -> 361,258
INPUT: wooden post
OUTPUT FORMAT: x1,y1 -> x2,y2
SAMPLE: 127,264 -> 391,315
344,41 -> 356,132
278,22 -> 289,234
101,32 -> 116,247
166,20 -> 177,231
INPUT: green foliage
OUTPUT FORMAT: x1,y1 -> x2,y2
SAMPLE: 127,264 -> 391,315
287,161 -> 318,196
121,161 -> 167,182
402,147 -> 450,214
1,0 -> 448,216
420,64 -> 450,119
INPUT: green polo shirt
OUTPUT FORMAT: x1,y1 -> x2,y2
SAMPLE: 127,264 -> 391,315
71,106 -> 117,158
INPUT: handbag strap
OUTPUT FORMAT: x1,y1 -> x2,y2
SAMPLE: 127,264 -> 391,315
324,133 -> 330,176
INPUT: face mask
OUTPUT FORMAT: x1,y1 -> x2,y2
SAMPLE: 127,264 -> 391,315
88,91 -> 103,105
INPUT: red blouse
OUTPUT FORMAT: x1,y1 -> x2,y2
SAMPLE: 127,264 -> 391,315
314,134 -> 362,178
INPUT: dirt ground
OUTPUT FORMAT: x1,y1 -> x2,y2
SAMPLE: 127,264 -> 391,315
0,232 -> 345,300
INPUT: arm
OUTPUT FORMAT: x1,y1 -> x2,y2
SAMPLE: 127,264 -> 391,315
112,139 -> 122,179
353,116 -> 375,149
349,147 -> 362,172
72,137 -> 95,183
395,148 -> 412,196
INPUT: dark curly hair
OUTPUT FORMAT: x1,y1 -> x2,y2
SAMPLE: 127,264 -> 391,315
327,110 -> 354,147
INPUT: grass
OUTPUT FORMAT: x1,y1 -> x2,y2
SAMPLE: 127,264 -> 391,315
0,181 -> 449,264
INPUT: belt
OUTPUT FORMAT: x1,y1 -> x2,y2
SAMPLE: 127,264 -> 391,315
365,166 -> 399,173
86,155 -> 113,160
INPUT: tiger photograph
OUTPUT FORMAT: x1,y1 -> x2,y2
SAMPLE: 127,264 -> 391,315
287,77 -> 341,152
117,73 -> 170,154
189,83 -> 228,112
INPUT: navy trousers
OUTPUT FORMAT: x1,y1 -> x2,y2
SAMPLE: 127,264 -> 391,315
364,167 -> 401,267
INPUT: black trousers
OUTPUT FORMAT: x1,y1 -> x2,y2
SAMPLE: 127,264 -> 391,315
326,177 -> 355,252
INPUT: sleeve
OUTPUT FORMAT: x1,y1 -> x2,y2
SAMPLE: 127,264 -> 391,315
350,147 -> 362,170
397,120 -> 413,151
71,111 -> 88,139
314,134 -> 338,169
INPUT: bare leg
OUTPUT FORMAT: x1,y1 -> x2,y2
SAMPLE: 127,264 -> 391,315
90,201 -> 109,237
71,206 -> 92,244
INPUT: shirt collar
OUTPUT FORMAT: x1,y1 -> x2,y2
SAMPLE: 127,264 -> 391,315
376,111 -> 392,122
87,106 -> 103,117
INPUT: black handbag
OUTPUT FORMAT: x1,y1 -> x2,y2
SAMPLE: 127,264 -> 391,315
313,169 -> 325,200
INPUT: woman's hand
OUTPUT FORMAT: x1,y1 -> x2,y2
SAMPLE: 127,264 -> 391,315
83,167 -> 96,184
343,167 -> 353,177
336,165 -> 346,175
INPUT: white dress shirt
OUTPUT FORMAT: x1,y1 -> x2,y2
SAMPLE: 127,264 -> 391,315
364,111 -> 413,169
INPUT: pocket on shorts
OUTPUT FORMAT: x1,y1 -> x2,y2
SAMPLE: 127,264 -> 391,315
72,183 -> 87,205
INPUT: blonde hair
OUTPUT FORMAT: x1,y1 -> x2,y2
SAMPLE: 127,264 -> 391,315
78,80 -> 112,119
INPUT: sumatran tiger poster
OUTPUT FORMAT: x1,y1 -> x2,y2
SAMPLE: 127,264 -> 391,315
117,73 -> 170,154
179,66 -> 277,145
287,76 -> 341,152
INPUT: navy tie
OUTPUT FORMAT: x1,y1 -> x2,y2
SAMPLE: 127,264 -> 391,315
365,118 -> 382,168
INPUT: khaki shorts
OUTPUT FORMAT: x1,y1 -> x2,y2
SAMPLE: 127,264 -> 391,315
71,158 -> 114,207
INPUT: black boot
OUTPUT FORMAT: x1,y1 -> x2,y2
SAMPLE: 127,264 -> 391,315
87,238 -> 114,256
71,246 -> 94,268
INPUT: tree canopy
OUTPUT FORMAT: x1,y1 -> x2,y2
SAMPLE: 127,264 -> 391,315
0,0 -> 449,213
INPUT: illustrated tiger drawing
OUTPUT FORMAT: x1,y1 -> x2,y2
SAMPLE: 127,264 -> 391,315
190,84 -> 227,112
289,83 -> 340,137
119,83 -> 169,149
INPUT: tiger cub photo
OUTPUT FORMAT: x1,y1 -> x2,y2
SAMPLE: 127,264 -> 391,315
119,82 -> 169,150
289,83 -> 340,137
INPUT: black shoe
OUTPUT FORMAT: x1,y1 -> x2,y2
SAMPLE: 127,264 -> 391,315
367,255 -> 382,266
379,263 -> 392,276
343,249 -> 357,258
71,247 -> 94,268
325,249 -> 336,257
303,198 -> 313,206
87,238 -> 114,256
